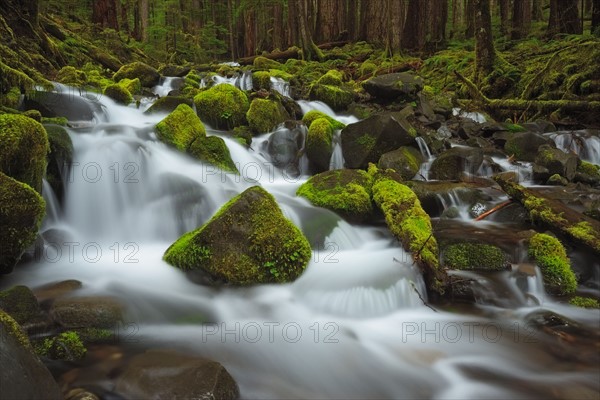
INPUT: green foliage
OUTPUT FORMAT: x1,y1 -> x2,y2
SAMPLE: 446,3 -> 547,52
569,296 -> 599,308
528,233 -> 577,295
37,331 -> 86,361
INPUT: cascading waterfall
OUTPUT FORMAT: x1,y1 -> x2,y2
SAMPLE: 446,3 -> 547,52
2,82 -> 599,400
270,76 -> 291,98
549,130 -> 600,164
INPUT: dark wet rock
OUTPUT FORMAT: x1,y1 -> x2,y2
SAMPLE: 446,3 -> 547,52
0,310 -> 62,400
429,146 -> 484,181
534,144 -> 579,181
23,90 -> 103,122
503,131 -> 555,162
521,121 -> 557,133
51,297 -> 123,328
44,124 -> 73,203
0,285 -> 43,326
547,174 -> 569,186
488,202 -> 530,224
265,123 -> 305,176
144,96 -> 193,114
378,147 -> 423,180
116,349 -> 239,400
363,72 -> 423,101
32,280 -> 83,302
341,109 -> 417,169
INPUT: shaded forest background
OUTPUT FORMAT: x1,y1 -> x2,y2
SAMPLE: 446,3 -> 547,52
36,0 -> 600,63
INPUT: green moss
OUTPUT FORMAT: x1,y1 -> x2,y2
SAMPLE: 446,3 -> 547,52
164,186 -> 311,284
0,310 -> 31,350
145,96 -> 193,115
23,109 -> 42,122
188,136 -> 238,173
0,172 -> 45,273
297,169 -> 373,222
113,61 -> 160,87
306,118 -> 334,172
443,242 -> 508,271
566,221 -> 597,243
55,66 -> 87,87
569,296 -> 600,308
253,56 -> 283,70
252,71 -> 271,90
577,161 -> 600,178
37,331 -> 86,361
194,84 -> 249,130
308,84 -> 353,111
359,61 -> 377,77
408,127 -> 417,138
246,98 -> 287,134
528,233 -> 577,295
302,110 -> 345,130
0,285 -> 40,325
356,134 -> 376,150
317,70 -> 343,86
505,123 -> 526,133
41,117 -> 68,126
156,104 -> 205,151
371,171 -> 442,293
103,84 -> 133,105
0,86 -> 22,108
117,78 -> 142,95
0,113 -> 49,192
75,327 -> 115,343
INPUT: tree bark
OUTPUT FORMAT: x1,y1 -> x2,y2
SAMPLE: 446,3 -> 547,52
532,0 -> 544,21
315,0 -> 346,43
512,0 -> 532,39
548,0 -> 581,34
92,0 -> 119,31
403,0 -> 428,50
499,0 -> 510,36
465,0 -> 476,37
140,0 -> 148,41
592,0 -> 600,34
429,0 -> 448,50
294,0 -> 323,61
473,0 -> 495,83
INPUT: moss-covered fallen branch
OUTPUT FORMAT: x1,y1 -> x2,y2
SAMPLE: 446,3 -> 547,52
494,175 -> 600,255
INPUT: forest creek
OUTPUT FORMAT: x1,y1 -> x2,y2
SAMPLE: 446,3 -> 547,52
1,1 -> 600,399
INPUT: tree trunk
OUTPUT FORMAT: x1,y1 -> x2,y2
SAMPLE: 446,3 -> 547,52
294,0 -> 322,61
120,1 -> 130,35
92,0 -> 119,30
499,0 -> 510,35
244,8 -> 256,57
429,0 -> 448,50
473,0 -> 495,84
273,1 -> 284,50
315,0 -> 346,43
548,0 -> 581,34
465,0 -> 476,37
532,0 -> 544,21
347,0 -> 358,40
512,0 -> 532,39
592,0 -> 600,34
403,0 -> 428,50
140,0 -> 148,41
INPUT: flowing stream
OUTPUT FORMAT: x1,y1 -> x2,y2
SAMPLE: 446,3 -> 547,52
1,82 -> 599,399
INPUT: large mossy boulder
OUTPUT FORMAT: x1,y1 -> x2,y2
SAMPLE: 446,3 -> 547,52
44,124 -> 73,202
194,84 -> 249,130
503,131 -> 554,161
341,110 -> 417,169
378,147 -> 423,180
442,242 -> 509,271
363,72 -> 424,101
156,104 -> 205,151
297,169 -> 373,222
0,285 -> 42,324
246,98 -> 288,134
0,311 -> 63,400
302,110 -> 345,130
164,186 -> 311,285
116,349 -> 239,400
306,117 -> 334,173
429,146 -> 484,181
0,113 -> 49,192
103,83 -> 133,105
144,96 -> 193,115
528,233 -> 577,295
113,62 -> 160,87
371,167 -> 446,298
534,144 -> 579,181
188,136 -> 238,173
0,172 -> 45,274
308,70 -> 353,111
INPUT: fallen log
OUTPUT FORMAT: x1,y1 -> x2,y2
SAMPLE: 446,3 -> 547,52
494,176 -> 600,255
238,41 -> 349,65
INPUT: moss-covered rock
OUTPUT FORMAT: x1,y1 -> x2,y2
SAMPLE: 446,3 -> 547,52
103,83 -> 133,105
246,98 -> 288,134
118,78 -> 142,95
302,110 -> 345,130
297,169 -> 373,222
442,242 -> 509,271
164,186 -> 311,285
575,160 -> 600,184
308,83 -> 353,112
371,167 -> 446,297
0,285 -> 42,324
534,144 -> 579,181
113,61 -> 160,87
22,109 -> 42,122
363,72 -> 424,101
317,70 -> 344,86
306,117 -> 334,173
231,125 -> 253,146
568,296 -> 599,308
0,113 -> 49,192
429,146 -> 484,181
0,172 -> 45,273
194,84 -> 249,130
145,96 -> 193,115
253,56 -> 283,70
55,66 -> 87,87
378,147 -> 423,180
36,331 -> 86,361
528,233 -> 577,295
0,86 -> 22,109
156,104 -> 205,151
44,124 -> 73,201
50,296 -> 123,328
188,136 -> 238,173
252,71 -> 271,91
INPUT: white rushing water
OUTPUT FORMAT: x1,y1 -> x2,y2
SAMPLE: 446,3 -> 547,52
4,84 -> 600,400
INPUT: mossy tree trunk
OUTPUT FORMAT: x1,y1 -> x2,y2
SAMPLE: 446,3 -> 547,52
511,0 -> 531,40
473,0 -> 495,84
548,0 -> 582,35
292,0 -> 323,61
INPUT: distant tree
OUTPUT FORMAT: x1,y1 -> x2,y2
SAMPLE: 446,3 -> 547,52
92,0 -> 119,31
473,0 -> 495,84
548,0 -> 581,35
512,0 -> 532,39
499,0 -> 510,36
532,0 -> 544,21
289,0 -> 322,61
592,0 -> 600,35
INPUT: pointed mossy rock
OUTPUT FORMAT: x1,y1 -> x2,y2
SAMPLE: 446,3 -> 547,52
0,113 -> 49,193
113,62 -> 160,87
306,117 -> 334,173
164,186 -> 311,285
194,84 -> 249,130
0,172 -> 45,274
103,83 -> 133,105
378,147 -> 423,181
302,110 -> 345,130
308,83 -> 353,112
363,72 -> 424,101
297,169 -> 373,222
188,136 -> 238,174
246,98 -> 289,134
155,104 -> 205,152
528,233 -> 577,296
